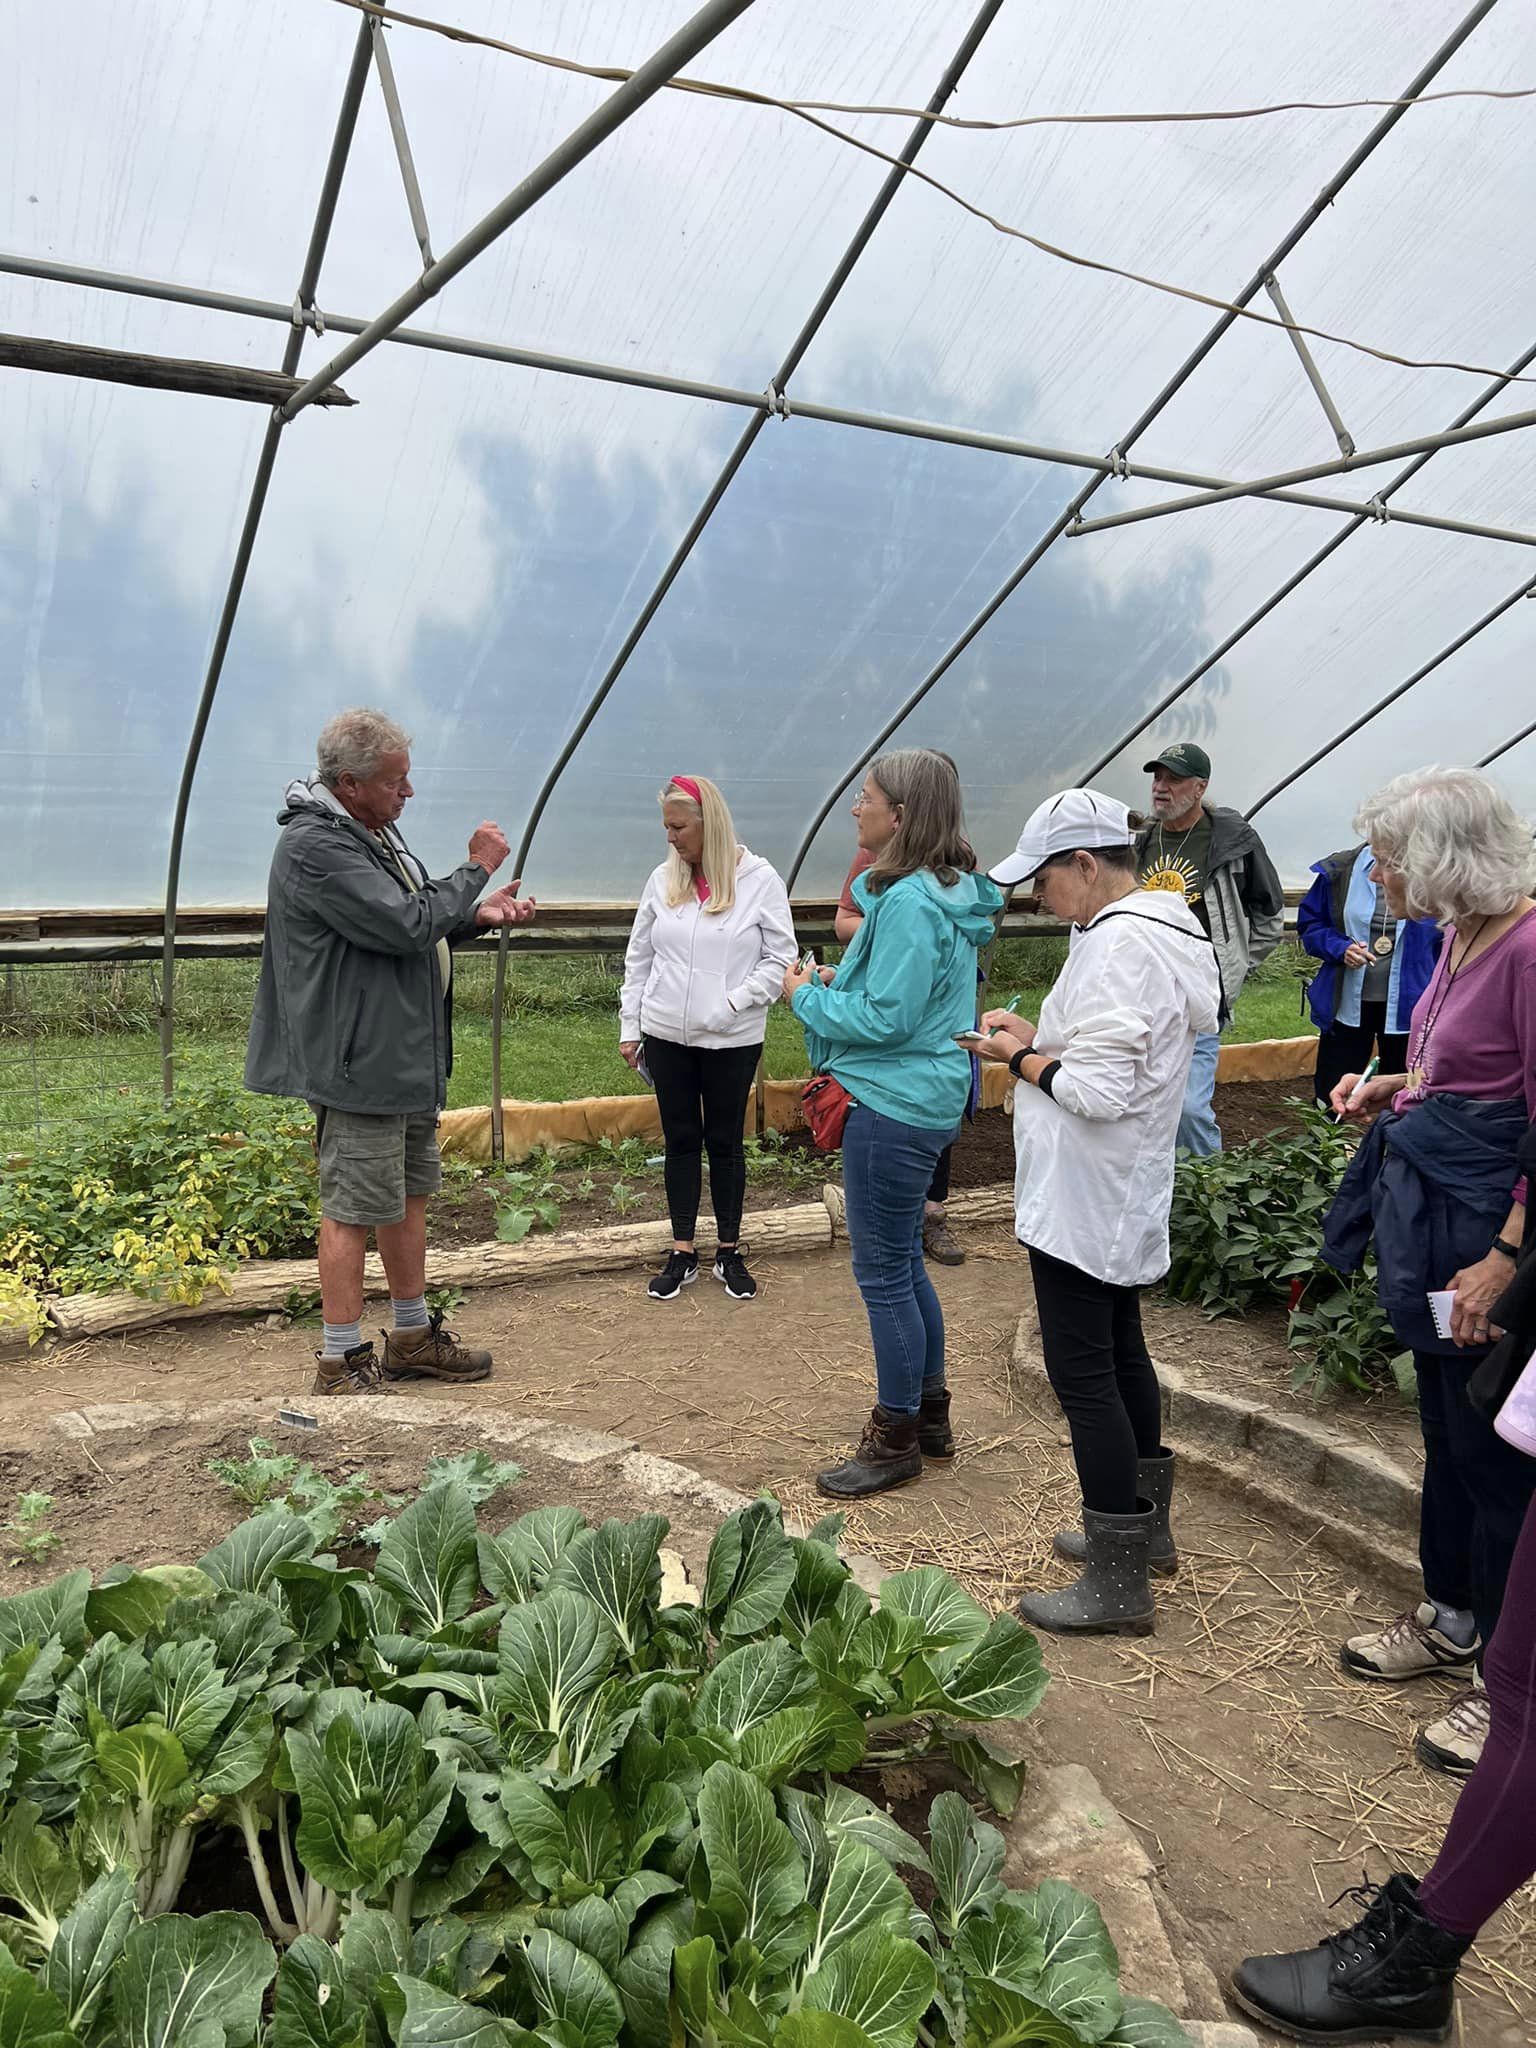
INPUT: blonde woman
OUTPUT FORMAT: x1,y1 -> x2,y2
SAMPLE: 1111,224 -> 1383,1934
620,777 -> 796,1301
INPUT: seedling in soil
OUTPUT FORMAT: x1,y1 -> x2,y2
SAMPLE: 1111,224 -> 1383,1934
608,1178 -> 643,1217
425,1284 -> 466,1318
3,1491 -> 61,1566
280,1286 -> 323,1328
491,1161 -> 566,1242
208,1439 -> 402,1546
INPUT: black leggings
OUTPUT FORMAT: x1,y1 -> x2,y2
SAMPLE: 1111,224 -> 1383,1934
644,1036 -> 763,1245
1027,1245 -> 1163,1514
927,1142 -> 954,1206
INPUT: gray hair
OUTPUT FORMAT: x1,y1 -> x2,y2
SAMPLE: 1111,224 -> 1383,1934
1354,766 -> 1536,922
316,707 -> 413,787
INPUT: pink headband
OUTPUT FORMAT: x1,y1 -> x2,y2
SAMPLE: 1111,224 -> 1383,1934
669,775 -> 703,804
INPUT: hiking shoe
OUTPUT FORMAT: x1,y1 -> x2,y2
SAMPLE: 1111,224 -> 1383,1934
922,1214 -> 965,1266
1416,1682 -> 1488,1780
381,1312 -> 493,1383
817,1406 -> 923,1498
713,1245 -> 757,1300
918,1384 -> 955,1459
1232,1872 -> 1467,2044
312,1341 -> 386,1397
1340,1604 -> 1479,1682
648,1250 -> 699,1301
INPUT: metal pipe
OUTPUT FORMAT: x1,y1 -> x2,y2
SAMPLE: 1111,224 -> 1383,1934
487,0 -> 1009,1158
1479,714 -> 1536,769
5,246 -> 1526,544
781,0 -> 1503,891
277,0 -> 758,421
1077,338 -> 1536,783
1068,404 -> 1536,537
370,14 -> 435,267
1245,571 -> 1536,818
158,16 -> 378,1098
1264,272 -> 1354,456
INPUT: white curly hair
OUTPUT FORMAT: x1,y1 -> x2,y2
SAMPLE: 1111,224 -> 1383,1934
315,707 -> 413,788
1354,766 -> 1536,923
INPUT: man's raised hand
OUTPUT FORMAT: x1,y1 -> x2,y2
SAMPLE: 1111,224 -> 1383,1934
469,822 -> 510,876
475,880 -> 536,928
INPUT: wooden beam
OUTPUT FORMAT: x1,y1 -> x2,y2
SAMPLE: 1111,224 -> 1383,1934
0,333 -> 356,407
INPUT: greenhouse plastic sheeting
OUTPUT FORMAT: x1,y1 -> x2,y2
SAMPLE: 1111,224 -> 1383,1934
3,0 -> 1535,908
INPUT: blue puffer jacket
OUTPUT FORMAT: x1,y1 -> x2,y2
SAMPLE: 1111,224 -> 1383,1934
1297,845 -> 1440,1033
1321,1093 -> 1528,1355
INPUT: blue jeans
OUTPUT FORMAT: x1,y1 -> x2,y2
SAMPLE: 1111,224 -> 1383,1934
842,1105 -> 956,1416
1177,1031 -> 1223,1156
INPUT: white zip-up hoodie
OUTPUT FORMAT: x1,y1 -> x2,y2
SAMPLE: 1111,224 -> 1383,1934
1013,891 -> 1221,1287
620,850 -> 797,1050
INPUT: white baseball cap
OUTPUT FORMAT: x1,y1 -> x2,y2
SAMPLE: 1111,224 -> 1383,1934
988,788 -> 1136,886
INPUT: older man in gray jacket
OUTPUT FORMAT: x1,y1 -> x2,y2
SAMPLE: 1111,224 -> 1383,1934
247,708 -> 535,1394
1135,742 -> 1285,1155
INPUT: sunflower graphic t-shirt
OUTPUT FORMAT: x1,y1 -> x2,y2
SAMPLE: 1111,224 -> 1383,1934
1138,813 -> 1213,934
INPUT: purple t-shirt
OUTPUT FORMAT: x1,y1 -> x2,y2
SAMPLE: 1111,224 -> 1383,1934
1394,909 -> 1536,1203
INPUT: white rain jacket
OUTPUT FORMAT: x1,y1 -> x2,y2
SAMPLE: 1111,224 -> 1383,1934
620,850 -> 797,1050
1012,891 -> 1222,1286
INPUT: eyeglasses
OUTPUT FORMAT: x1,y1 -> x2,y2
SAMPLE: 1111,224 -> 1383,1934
852,791 -> 890,812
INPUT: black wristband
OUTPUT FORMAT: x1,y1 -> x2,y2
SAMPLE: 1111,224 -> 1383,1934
1036,1059 -> 1063,1099
1008,1047 -> 1029,1080
1492,1235 -> 1520,1261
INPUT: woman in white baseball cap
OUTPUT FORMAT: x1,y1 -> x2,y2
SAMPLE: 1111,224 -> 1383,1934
977,788 -> 1221,1635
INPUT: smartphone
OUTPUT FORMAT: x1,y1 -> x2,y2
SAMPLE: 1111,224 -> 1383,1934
954,1030 -> 988,1046
799,949 -> 818,973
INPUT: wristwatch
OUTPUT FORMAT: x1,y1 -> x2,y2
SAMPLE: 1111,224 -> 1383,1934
1491,1235 -> 1520,1261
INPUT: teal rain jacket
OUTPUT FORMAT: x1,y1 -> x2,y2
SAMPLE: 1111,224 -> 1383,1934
792,865 -> 1004,1130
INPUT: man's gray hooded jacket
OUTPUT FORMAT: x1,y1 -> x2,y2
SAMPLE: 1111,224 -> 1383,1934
1135,803 -> 1285,1018
245,781 -> 486,1115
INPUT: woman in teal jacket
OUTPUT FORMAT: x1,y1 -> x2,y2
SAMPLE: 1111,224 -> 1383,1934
785,750 -> 1002,1498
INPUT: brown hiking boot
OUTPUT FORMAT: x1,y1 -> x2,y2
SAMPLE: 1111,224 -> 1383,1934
312,1340 -> 387,1397
816,1405 -> 923,1498
922,1213 -> 965,1266
381,1311 -> 493,1383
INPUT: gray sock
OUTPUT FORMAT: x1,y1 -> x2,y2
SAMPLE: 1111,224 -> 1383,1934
1432,1601 -> 1477,1647
391,1296 -> 430,1332
322,1319 -> 363,1358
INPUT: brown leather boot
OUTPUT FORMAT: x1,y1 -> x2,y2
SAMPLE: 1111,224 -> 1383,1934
381,1312 -> 493,1383
312,1341 -> 387,1397
918,1385 -> 955,1459
816,1406 -> 923,1498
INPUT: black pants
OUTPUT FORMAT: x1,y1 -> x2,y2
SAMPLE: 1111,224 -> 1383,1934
927,1142 -> 954,1206
1028,1245 -> 1163,1514
644,1036 -> 762,1245
1313,1000 -> 1409,1108
1414,1350 -> 1536,1660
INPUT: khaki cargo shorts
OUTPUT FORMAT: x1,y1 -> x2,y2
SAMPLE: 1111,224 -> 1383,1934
312,1106 -> 442,1226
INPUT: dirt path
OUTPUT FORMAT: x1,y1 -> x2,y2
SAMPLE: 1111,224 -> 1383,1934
3,1226 -> 1528,2044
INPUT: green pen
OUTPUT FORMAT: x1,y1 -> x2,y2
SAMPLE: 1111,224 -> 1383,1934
1336,1053 -> 1380,1122
986,995 -> 1022,1036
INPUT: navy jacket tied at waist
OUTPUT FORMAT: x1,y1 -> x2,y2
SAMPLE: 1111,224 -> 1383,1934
1321,1094 -> 1527,1356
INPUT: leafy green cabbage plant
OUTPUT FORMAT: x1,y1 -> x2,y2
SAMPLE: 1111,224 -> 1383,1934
0,1483 -> 1187,2048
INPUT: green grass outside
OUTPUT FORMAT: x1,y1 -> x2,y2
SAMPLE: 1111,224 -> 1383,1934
0,943 -> 1314,1148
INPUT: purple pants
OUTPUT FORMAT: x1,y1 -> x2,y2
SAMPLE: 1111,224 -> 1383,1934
1418,1489 -> 1536,1937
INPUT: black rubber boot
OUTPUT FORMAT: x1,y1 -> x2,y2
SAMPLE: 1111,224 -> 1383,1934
1016,1502 -> 1156,1636
817,1406 -> 924,1498
918,1385 -> 954,1459
1054,1449 -> 1178,1576
1231,1873 -> 1468,2044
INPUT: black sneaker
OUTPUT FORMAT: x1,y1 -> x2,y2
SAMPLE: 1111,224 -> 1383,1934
714,1245 -> 757,1300
648,1250 -> 699,1301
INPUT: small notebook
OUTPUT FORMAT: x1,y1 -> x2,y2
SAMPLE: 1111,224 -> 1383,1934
1427,1290 -> 1458,1341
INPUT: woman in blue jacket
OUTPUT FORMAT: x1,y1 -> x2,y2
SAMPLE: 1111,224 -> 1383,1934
1298,842 -> 1440,1107
786,750 -> 1002,1499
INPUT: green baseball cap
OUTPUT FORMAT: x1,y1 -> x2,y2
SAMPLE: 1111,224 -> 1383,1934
1142,741 -> 1211,780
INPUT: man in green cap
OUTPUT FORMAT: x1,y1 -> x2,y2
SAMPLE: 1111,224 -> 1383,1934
1136,742 -> 1284,1153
